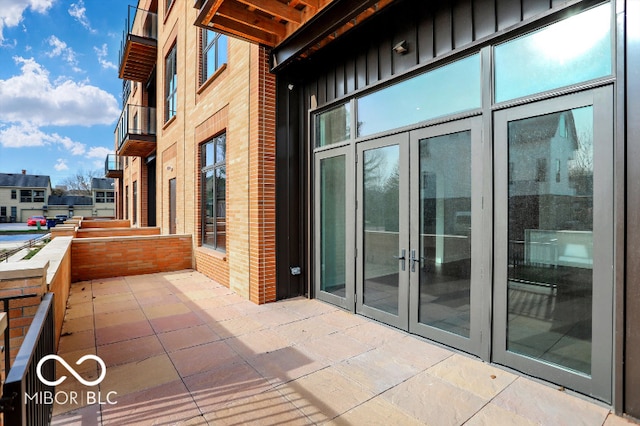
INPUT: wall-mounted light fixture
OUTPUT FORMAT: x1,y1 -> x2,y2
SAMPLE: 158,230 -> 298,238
166,166 -> 173,171
393,40 -> 408,54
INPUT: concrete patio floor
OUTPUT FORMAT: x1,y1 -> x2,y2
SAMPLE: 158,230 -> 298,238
50,270 -> 635,426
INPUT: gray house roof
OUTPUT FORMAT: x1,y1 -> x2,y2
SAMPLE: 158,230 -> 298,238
48,195 -> 93,206
0,173 -> 51,189
92,177 -> 115,191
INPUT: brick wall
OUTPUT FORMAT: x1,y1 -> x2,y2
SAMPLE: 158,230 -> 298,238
248,45 -> 277,304
76,227 -> 161,238
70,235 -> 193,281
80,219 -> 131,228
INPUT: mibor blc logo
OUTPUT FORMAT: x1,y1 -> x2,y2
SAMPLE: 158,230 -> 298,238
26,354 -> 117,405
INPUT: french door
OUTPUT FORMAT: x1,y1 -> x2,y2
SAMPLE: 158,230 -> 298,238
353,117 -> 484,354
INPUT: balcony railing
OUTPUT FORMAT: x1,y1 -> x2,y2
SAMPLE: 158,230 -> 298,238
115,104 -> 157,158
105,154 -> 123,179
119,5 -> 157,82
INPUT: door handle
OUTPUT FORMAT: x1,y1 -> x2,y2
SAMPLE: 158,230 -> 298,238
393,249 -> 406,271
410,249 -> 422,272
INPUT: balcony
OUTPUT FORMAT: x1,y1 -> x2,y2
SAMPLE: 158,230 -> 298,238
105,154 -> 123,179
193,0 -> 394,71
115,104 -> 157,158
119,6 -> 157,82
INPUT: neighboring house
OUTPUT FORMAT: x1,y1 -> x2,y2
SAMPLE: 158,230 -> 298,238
47,195 -> 94,219
0,171 -> 52,222
91,178 -> 116,217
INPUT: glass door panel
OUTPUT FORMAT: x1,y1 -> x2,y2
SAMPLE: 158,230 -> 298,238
314,147 -> 354,310
357,134 -> 409,329
494,88 -> 613,402
506,106 -> 594,374
409,118 -> 483,355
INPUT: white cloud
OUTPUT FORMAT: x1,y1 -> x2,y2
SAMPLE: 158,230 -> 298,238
94,44 -> 117,70
0,123 -> 85,156
68,0 -> 95,33
0,56 -> 120,126
46,35 -> 80,70
54,158 -> 68,171
87,146 -> 111,159
0,0 -> 55,43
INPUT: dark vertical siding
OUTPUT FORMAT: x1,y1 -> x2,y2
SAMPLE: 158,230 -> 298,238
626,0 -> 640,418
307,0 -> 562,110
434,5 -> 453,55
453,0 -> 474,48
417,12 -> 435,63
496,0 -> 522,29
473,0 -> 496,39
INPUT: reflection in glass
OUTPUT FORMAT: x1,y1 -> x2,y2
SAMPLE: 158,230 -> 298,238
419,131 -> 472,337
507,106 -> 594,375
320,156 -> 346,297
357,54 -> 480,137
495,3 -> 611,103
316,103 -> 351,147
363,145 -> 400,315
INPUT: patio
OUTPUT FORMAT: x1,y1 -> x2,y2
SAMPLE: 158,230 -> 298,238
51,270 -> 631,425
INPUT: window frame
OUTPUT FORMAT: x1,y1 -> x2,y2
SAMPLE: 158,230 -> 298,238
20,189 -> 32,203
200,133 -> 226,252
165,44 -> 177,123
200,29 -> 227,85
11,190 -> 16,200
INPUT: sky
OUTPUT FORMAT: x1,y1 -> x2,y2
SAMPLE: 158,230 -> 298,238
0,0 -> 137,187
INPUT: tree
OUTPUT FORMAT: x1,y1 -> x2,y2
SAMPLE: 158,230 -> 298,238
59,169 -> 102,196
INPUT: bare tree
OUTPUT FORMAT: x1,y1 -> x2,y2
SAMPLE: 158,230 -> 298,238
59,169 -> 102,196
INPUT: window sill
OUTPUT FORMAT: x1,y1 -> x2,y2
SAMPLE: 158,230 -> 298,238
197,63 -> 227,95
163,115 -> 177,131
196,245 -> 227,261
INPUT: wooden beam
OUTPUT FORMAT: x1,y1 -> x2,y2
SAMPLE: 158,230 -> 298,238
236,0 -> 303,24
213,15 -> 278,46
218,1 -> 287,37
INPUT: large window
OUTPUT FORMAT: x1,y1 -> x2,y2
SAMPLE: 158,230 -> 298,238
20,190 -> 32,202
33,190 -> 44,203
357,54 -> 481,137
201,133 -> 226,251
96,191 -> 115,203
165,44 -> 177,122
494,3 -> 612,103
201,30 -> 227,85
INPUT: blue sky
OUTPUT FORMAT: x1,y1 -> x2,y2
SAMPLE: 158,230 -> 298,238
0,0 -> 136,186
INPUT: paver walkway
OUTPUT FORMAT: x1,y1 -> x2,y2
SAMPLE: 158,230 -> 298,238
51,270 -> 635,425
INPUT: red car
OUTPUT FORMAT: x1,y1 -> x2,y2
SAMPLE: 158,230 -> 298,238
27,216 -> 46,226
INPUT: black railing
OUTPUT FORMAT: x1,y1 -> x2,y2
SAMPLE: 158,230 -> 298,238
105,154 -> 122,175
1,234 -> 49,263
119,5 -> 157,71
115,104 -> 157,151
1,293 -> 55,426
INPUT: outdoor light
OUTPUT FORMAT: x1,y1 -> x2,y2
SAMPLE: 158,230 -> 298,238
393,40 -> 408,54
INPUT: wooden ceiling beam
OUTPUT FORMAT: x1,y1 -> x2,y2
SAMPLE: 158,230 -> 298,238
212,15 -> 278,46
235,0 -> 304,24
218,1 -> 286,38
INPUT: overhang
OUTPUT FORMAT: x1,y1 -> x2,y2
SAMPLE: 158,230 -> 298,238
194,0 -> 395,71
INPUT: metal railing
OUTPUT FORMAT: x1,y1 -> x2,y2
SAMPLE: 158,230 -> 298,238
1,293 -> 55,426
114,104 -> 157,151
105,154 -> 122,175
1,234 -> 49,263
119,5 -> 157,71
